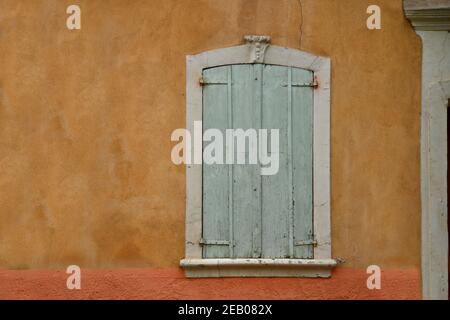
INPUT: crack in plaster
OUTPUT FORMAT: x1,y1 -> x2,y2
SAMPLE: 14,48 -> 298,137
298,0 -> 304,48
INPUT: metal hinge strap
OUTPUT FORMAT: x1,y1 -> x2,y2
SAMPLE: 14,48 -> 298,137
199,239 -> 230,246
282,79 -> 318,88
199,77 -> 228,86
294,239 -> 318,246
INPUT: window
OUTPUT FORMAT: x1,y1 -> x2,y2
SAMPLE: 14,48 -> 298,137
181,36 -> 335,277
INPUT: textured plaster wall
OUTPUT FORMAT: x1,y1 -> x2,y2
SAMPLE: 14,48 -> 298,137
0,0 -> 421,270
0,268 -> 421,300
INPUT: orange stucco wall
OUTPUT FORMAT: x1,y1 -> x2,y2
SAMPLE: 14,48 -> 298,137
0,0 -> 421,298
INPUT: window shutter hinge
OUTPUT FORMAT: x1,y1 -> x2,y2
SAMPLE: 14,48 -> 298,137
294,239 -> 318,247
282,78 -> 318,88
199,239 -> 230,246
312,77 -> 319,88
199,77 -> 228,86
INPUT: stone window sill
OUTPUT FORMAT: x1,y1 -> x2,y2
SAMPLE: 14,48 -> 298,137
180,258 -> 338,278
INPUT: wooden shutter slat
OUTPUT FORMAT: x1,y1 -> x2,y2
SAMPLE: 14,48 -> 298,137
261,65 -> 290,258
232,64 -> 262,258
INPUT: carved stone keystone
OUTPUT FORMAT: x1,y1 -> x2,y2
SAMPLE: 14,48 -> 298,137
244,35 -> 271,63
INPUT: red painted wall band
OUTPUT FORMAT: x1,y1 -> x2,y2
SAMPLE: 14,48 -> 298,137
0,267 -> 420,300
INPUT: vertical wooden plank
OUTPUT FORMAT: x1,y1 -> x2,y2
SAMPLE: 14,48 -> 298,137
292,67 -> 314,259
202,66 -> 230,258
254,64 -> 263,258
227,66 -> 234,258
287,67 -> 294,258
261,64 -> 290,258
232,64 -> 262,258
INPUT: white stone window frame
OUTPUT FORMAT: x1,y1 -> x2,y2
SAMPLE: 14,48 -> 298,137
180,36 -> 336,278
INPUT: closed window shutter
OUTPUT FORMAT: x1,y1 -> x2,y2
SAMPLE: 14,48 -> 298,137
291,66 -> 314,259
202,64 -> 313,259
202,65 -> 230,258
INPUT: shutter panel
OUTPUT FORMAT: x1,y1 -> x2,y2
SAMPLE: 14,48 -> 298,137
202,64 -> 313,259
291,67 -> 314,259
202,66 -> 230,258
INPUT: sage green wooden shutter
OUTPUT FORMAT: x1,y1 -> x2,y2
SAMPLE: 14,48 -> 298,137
202,64 -> 313,259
